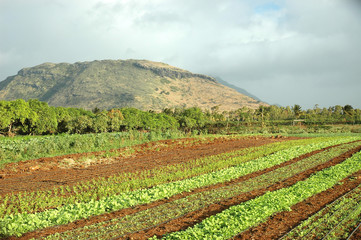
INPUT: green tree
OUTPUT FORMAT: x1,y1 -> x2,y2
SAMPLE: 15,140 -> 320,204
210,105 -> 225,121
121,108 -> 143,130
283,106 -> 293,119
162,108 -> 174,116
0,99 -> 32,135
107,109 -> 124,132
292,104 -> 303,118
177,107 -> 207,131
343,105 -> 354,116
65,108 -> 95,133
158,113 -> 179,130
334,105 -> 343,116
0,101 -> 12,133
92,107 -> 102,114
236,107 -> 251,122
25,99 -> 57,134
93,111 -> 109,133
268,105 -> 282,121
72,115 -> 93,134
52,107 -> 71,133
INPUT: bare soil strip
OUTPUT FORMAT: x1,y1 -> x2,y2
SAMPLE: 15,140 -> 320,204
0,136 -> 290,195
15,142 -> 360,240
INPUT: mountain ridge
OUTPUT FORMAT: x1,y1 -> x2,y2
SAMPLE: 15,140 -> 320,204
213,77 -> 263,103
0,59 -> 267,111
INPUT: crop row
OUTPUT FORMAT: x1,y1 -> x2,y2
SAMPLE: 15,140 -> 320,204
0,136 -> 359,237
326,204 -> 361,240
282,182 -> 361,240
159,149 -> 361,240
0,137 -> 325,218
41,140 -> 361,239
0,139 -> 279,217
316,200 -> 361,240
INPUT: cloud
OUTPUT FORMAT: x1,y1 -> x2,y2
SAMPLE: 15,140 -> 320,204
0,0 -> 360,108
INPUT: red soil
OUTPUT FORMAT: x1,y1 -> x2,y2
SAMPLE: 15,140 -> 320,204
233,154 -> 361,239
1,135 -> 295,240
349,225 -> 361,240
14,141 -> 361,240
131,145 -> 361,240
0,136 -> 291,195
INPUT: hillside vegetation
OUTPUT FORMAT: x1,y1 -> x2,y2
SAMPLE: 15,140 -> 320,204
0,59 -> 264,111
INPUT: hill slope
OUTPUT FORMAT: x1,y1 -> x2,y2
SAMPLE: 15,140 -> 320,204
0,59 -> 267,111
214,77 -> 264,103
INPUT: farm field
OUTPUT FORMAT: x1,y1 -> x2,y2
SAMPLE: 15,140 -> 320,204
1,134 -> 361,239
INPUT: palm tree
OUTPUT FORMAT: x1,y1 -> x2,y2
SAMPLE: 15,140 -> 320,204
343,105 -> 353,116
292,104 -> 302,118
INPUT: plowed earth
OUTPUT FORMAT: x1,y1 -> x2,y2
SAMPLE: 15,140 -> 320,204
0,136 -> 290,195
234,151 -> 361,240
12,141 -> 361,240
129,144 -> 361,240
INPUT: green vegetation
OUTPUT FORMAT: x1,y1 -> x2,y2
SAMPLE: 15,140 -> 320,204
0,99 -> 180,136
0,59 -> 359,133
0,130 -> 186,167
0,136 -> 358,237
1,96 -> 361,238
223,104 -> 361,134
0,138 -> 321,218
283,183 -> 361,239
323,204 -> 361,240
43,141 -> 361,239
161,150 -> 361,239
1,99 -> 361,138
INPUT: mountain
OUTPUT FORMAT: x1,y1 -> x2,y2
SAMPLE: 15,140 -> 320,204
213,77 -> 264,103
0,59 -> 267,111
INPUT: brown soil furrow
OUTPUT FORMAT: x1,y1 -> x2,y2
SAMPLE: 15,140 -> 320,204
232,163 -> 361,239
15,143 -> 359,240
0,136 -> 289,195
349,223 -> 361,240
124,145 -> 361,240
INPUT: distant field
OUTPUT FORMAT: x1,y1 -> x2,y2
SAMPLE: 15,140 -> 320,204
0,130 -> 188,168
1,134 -> 361,239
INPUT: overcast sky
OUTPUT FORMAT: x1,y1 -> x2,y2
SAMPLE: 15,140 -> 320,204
1,0 -> 360,109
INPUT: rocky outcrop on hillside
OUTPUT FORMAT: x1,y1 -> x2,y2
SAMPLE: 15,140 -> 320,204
0,59 -> 267,111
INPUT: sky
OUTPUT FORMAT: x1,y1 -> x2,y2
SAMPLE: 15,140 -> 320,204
0,0 -> 360,109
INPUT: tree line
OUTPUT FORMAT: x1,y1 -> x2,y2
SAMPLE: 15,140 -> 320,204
0,99 -> 360,136
0,99 -> 178,136
225,104 -> 360,125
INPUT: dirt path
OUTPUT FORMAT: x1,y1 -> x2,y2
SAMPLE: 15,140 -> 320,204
15,142 -> 361,240
0,136 -> 290,195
